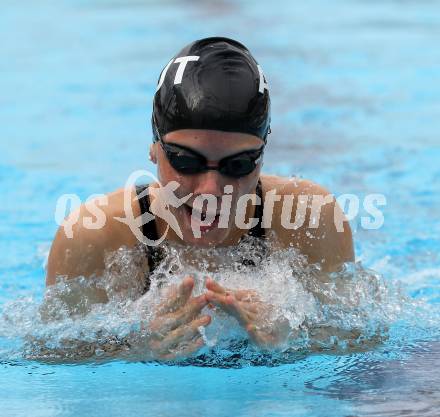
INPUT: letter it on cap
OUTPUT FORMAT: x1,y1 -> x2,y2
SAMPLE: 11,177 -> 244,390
173,56 -> 200,85
156,59 -> 174,92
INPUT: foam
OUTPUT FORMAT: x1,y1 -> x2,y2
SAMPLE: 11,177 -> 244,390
0,240 -> 436,365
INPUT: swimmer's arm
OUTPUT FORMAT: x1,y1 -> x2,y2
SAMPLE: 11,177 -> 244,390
46,187 -> 144,286
274,181 -> 354,273
46,205 -> 110,281
45,200 -> 143,313
44,211 -> 112,316
45,222 -> 151,315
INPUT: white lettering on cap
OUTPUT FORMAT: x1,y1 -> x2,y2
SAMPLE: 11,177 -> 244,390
157,56 -> 266,94
156,55 -> 200,92
156,59 -> 174,92
173,56 -> 199,84
257,65 -> 269,94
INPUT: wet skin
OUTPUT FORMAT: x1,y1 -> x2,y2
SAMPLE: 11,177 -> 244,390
46,129 -> 354,358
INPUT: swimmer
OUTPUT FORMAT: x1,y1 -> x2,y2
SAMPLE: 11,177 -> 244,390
46,37 -> 354,359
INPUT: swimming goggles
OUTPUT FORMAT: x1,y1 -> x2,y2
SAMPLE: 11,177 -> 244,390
156,135 -> 264,178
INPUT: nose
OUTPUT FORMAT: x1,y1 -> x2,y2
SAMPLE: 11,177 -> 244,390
192,169 -> 225,197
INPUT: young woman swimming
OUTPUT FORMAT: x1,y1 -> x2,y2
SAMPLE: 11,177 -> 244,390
46,37 -> 354,360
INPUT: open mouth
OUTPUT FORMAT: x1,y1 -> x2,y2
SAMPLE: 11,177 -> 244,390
183,203 -> 221,232
184,203 -> 219,219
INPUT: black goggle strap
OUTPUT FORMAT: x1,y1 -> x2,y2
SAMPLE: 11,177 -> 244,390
152,115 -> 158,142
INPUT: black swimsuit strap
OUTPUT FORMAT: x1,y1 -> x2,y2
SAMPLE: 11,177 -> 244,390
135,184 -> 159,242
135,185 -> 164,290
247,179 -> 265,238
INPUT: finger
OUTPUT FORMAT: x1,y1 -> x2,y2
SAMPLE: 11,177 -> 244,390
205,277 -> 229,294
247,323 -> 280,349
159,276 -> 194,313
160,337 -> 205,360
241,302 -> 259,314
161,315 -> 211,350
148,315 -> 177,337
177,337 -> 205,357
207,289 -> 261,324
246,324 -> 276,348
152,322 -> 205,354
205,290 -> 235,311
172,294 -> 209,328
151,294 -> 208,337
234,289 -> 260,302
239,307 -> 256,323
149,317 -> 205,354
206,279 -> 259,303
205,290 -> 250,324
179,315 -> 211,344
170,276 -> 195,307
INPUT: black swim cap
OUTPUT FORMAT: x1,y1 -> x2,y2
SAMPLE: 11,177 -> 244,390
152,37 -> 271,143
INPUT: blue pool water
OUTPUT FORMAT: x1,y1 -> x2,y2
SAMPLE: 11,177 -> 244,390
1,0 -> 440,416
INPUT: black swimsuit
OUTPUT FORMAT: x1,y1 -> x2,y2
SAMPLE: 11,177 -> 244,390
135,180 -> 266,290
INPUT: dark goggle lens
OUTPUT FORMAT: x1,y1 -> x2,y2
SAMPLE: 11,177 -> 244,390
220,155 -> 258,177
168,153 -> 204,174
162,141 -> 262,178
163,144 -> 204,174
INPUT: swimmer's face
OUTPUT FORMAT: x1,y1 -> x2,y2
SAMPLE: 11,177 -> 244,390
150,129 -> 264,246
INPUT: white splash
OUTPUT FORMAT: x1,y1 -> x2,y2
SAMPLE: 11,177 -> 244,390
0,239 -> 428,365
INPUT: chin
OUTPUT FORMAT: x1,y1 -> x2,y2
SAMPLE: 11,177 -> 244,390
181,228 -> 229,247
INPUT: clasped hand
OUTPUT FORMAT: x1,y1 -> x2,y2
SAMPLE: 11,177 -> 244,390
145,276 -> 290,360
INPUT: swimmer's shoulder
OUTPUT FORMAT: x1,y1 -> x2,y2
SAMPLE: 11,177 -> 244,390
260,174 -> 324,196
260,174 -> 354,272
46,186 -> 143,286
260,174 -> 334,208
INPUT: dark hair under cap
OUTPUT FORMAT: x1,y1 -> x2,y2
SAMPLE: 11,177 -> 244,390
152,36 -> 271,143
